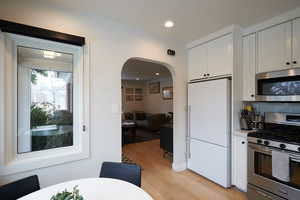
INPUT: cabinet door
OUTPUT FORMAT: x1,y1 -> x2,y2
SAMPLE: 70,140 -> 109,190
257,22 -> 292,73
242,34 -> 256,101
207,34 -> 233,77
292,18 -> 300,68
232,135 -> 248,192
188,44 -> 207,80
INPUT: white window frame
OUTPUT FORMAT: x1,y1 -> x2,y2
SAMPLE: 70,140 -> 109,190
0,33 -> 90,176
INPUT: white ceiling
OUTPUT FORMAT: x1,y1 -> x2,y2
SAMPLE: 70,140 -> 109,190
24,0 -> 300,43
122,59 -> 172,81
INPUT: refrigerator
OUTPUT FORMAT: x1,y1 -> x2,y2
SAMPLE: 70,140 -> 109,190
187,78 -> 231,188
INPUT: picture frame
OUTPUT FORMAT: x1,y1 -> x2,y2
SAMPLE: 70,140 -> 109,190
126,95 -> 134,102
135,95 -> 143,101
149,82 -> 160,94
135,88 -> 143,95
125,88 -> 134,94
162,87 -> 173,100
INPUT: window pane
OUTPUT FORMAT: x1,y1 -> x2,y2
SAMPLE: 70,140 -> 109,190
17,46 -> 73,153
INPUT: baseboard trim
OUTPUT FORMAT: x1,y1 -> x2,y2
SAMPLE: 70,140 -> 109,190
172,161 -> 187,172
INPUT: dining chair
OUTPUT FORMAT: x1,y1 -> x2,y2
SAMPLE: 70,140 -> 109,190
0,175 -> 40,200
100,162 -> 141,187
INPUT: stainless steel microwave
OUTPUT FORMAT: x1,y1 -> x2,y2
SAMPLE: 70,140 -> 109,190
256,68 -> 300,102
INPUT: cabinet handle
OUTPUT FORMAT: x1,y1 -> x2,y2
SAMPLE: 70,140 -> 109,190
286,62 -> 291,65
251,94 -> 255,98
293,61 -> 297,65
242,141 -> 245,144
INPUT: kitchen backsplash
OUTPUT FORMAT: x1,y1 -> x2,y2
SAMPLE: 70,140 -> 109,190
245,103 -> 300,114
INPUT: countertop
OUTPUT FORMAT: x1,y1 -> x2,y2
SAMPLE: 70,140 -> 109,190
234,129 -> 256,138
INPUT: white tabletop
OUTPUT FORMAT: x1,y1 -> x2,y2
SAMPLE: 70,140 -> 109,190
18,178 -> 153,200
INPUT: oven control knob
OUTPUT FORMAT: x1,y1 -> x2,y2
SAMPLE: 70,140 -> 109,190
280,144 -> 286,149
264,141 -> 270,146
257,139 -> 262,144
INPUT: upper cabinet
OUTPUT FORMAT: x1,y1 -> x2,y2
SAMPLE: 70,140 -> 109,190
293,18 -> 300,68
188,44 -> 207,80
257,22 -> 292,73
242,34 -> 256,101
207,34 -> 233,77
188,33 -> 233,81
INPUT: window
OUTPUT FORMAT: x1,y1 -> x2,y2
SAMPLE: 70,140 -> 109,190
0,33 -> 89,175
18,47 -> 74,153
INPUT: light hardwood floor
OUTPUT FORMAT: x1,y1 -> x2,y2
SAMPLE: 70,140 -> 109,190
123,139 -> 247,200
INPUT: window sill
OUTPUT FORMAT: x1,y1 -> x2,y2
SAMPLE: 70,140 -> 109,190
0,145 -> 90,176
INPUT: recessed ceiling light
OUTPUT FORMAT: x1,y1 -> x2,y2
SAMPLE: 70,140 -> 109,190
164,20 -> 174,28
155,72 -> 160,76
136,78 -> 140,80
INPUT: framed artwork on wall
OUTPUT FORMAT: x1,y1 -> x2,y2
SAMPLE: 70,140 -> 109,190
135,95 -> 143,101
149,82 -> 160,94
125,88 -> 134,94
162,87 -> 173,100
126,95 -> 134,102
135,88 -> 143,95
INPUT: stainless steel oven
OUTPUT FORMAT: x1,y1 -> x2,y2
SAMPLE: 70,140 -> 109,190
248,143 -> 300,200
256,68 -> 300,101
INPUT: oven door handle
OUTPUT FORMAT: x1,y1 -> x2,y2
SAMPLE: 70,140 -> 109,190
290,154 -> 300,162
255,190 -> 274,200
248,143 -> 272,154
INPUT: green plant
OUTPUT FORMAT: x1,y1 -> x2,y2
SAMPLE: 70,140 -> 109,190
31,69 -> 48,84
30,104 -> 50,128
50,186 -> 84,200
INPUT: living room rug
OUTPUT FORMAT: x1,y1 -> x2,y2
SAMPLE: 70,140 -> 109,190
124,128 -> 160,145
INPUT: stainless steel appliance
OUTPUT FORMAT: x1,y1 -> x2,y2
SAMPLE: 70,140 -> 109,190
256,68 -> 300,102
247,112 -> 300,200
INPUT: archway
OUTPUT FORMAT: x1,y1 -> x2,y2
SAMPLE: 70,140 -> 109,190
121,57 -> 175,169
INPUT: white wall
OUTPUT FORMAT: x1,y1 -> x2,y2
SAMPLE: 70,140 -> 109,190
0,0 -> 187,187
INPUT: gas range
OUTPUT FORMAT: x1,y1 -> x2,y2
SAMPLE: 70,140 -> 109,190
248,112 -> 300,152
248,130 -> 300,152
247,112 -> 300,200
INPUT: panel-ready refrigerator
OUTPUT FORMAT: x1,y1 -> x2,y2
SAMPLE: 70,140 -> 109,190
187,78 -> 231,188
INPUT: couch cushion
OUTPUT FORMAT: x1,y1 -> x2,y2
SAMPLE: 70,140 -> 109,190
135,112 -> 147,120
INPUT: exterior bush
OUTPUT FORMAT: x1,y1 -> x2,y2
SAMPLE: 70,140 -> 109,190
30,104 -> 50,128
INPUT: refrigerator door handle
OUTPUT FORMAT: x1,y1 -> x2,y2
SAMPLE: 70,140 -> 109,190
187,137 -> 191,159
187,105 -> 191,158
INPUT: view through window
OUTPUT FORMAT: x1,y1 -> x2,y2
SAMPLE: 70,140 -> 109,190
17,46 -> 73,153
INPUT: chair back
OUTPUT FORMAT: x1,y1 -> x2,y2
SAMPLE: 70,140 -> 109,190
100,162 -> 141,187
0,175 -> 40,200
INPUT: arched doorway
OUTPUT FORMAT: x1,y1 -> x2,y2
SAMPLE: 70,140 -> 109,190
121,57 -> 174,169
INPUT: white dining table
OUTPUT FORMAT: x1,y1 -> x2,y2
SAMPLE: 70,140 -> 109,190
18,178 -> 153,200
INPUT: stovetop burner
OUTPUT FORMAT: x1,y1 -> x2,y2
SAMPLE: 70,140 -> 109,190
248,131 -> 300,145
248,123 -> 300,145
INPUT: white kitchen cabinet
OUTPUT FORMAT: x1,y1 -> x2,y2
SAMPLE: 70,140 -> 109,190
207,34 -> 233,77
257,21 -> 292,73
232,132 -> 248,192
292,18 -> 300,68
188,44 -> 207,80
242,34 -> 256,101
188,34 -> 233,81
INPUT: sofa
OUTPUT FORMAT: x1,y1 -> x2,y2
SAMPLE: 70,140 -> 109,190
124,111 -> 168,132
